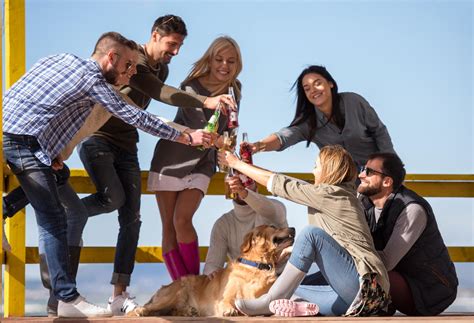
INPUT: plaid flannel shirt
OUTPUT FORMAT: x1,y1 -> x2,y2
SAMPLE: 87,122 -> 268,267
3,53 -> 180,165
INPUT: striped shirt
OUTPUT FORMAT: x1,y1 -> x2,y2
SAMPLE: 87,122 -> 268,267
3,53 -> 180,165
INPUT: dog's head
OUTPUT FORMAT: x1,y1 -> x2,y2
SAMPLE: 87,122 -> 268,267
239,225 -> 295,266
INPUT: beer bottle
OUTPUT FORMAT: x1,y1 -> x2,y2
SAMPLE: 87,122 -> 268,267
197,103 -> 221,151
218,131 -> 231,173
225,168 -> 237,199
226,87 -> 239,129
205,104 -> 221,133
239,132 -> 255,187
239,132 -> 253,164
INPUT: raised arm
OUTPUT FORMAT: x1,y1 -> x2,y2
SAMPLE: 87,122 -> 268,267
246,134 -> 282,154
244,190 -> 287,226
247,122 -> 311,155
219,151 -> 274,187
89,81 -> 212,148
226,175 -> 287,225
219,151 -> 327,210
129,61 -> 235,111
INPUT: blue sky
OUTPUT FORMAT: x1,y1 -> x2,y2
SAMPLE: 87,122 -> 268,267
2,0 -> 473,313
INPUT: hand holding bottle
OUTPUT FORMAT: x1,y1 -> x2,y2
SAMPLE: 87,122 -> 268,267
198,103 -> 222,151
226,174 -> 248,199
178,129 -> 213,148
239,134 -> 253,164
238,133 -> 255,187
190,129 -> 213,147
217,150 -> 240,169
240,141 -> 258,154
203,94 -> 236,114
226,87 -> 239,129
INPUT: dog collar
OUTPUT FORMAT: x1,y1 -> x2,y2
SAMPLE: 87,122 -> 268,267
237,257 -> 273,271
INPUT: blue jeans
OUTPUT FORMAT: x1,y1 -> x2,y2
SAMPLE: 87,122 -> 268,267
3,133 -> 79,302
78,136 -> 141,286
3,165 -> 87,247
290,226 -> 360,316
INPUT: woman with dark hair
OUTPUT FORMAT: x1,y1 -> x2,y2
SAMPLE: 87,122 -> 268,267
246,65 -> 395,168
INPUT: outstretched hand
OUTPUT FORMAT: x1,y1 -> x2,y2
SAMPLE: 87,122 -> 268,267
241,141 -> 259,154
217,150 -> 240,168
188,129 -> 213,148
203,94 -> 236,113
226,175 -> 247,197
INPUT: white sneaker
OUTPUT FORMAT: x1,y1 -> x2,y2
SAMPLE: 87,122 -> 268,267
2,221 -> 11,252
58,295 -> 112,318
107,292 -> 139,316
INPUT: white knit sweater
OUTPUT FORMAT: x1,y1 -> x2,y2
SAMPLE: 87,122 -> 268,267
203,189 -> 287,275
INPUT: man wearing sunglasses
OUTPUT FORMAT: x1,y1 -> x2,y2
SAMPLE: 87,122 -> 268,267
3,31 -> 212,318
76,14 -> 236,316
358,153 -> 458,316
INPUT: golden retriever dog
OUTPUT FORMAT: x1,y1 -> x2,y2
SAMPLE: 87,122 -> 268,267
128,225 -> 295,317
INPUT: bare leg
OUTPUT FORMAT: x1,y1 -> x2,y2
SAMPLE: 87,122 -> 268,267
155,191 -> 179,253
173,189 -> 203,244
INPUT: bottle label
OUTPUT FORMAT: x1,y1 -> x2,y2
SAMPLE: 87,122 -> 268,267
227,108 -> 239,129
229,111 -> 238,122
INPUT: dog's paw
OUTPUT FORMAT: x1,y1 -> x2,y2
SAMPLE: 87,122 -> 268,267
126,307 -> 144,317
223,307 -> 240,316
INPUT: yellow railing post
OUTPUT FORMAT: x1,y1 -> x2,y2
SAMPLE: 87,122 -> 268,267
4,0 -> 26,317
0,0 -> 4,307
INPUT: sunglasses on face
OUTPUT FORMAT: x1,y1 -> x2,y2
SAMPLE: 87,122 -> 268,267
361,166 -> 389,177
112,53 -> 134,73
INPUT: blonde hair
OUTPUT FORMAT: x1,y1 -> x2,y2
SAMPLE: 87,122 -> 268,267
181,36 -> 243,99
317,145 -> 357,185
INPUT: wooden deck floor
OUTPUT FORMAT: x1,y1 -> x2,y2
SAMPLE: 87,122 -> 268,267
1,314 -> 473,323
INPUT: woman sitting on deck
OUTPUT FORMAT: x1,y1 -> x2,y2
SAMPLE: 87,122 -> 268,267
218,145 -> 391,317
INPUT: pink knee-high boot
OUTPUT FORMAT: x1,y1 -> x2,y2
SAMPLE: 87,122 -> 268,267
163,249 -> 188,281
178,240 -> 200,275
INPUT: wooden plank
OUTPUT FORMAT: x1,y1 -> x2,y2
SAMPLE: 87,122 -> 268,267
0,314 -> 473,322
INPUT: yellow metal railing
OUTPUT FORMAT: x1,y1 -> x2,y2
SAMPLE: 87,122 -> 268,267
2,0 -> 26,316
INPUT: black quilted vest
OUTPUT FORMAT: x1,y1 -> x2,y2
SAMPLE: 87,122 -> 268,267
360,186 -> 458,315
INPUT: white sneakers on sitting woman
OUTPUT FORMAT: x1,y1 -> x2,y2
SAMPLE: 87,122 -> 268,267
107,291 -> 139,316
58,296 -> 112,318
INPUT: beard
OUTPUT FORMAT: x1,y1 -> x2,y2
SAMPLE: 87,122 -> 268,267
160,52 -> 174,64
357,183 -> 382,197
103,67 -> 119,85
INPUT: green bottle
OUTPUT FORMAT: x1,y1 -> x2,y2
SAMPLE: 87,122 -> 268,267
197,103 -> 221,150
205,108 -> 220,133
